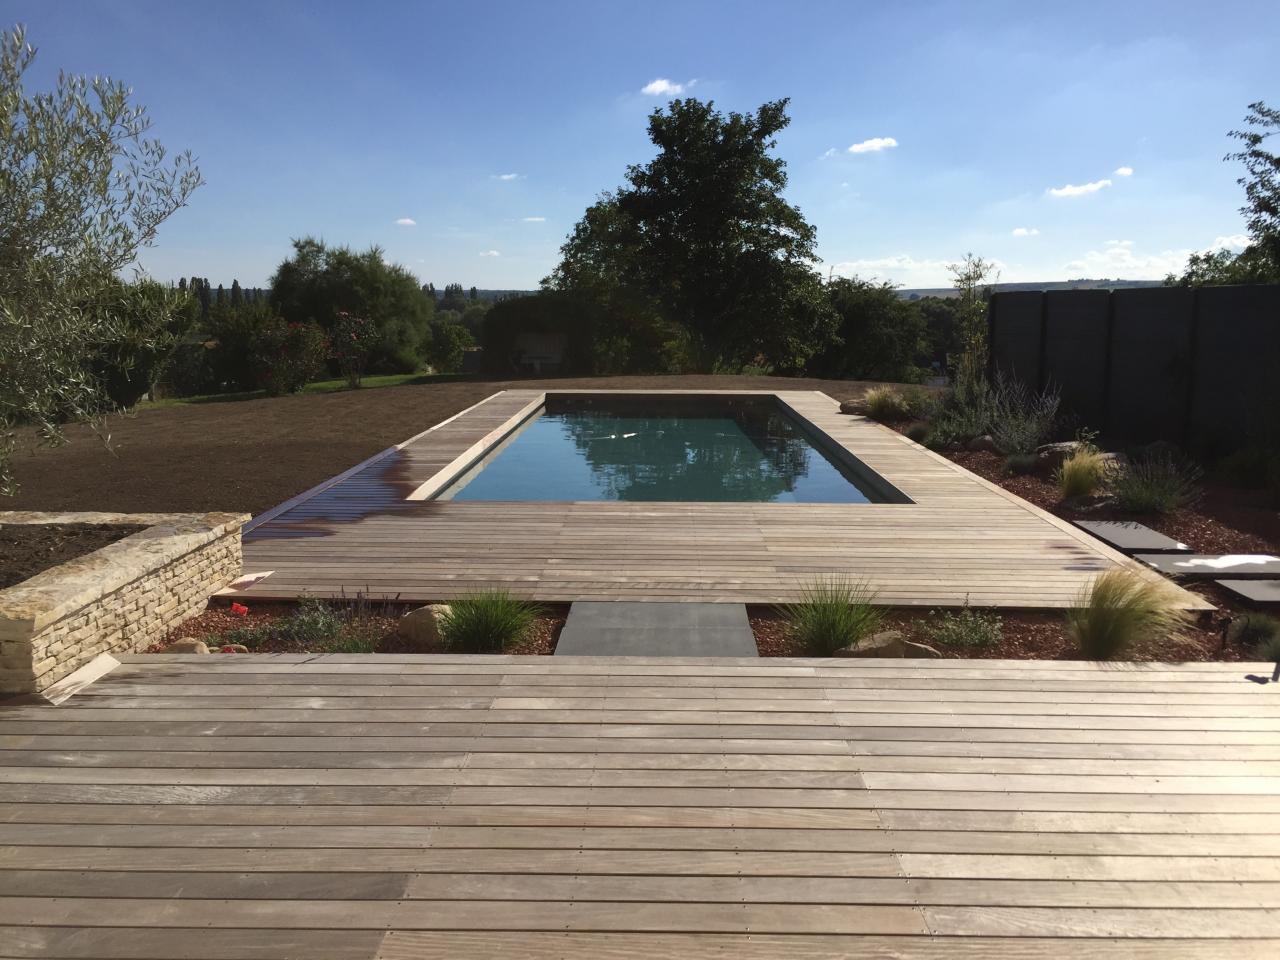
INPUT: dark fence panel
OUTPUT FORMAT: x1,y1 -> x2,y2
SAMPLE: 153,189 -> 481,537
988,284 -> 1280,454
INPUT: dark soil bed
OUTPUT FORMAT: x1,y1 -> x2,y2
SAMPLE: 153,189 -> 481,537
158,598 -> 566,655
0,523 -> 144,590
6,375 -> 886,516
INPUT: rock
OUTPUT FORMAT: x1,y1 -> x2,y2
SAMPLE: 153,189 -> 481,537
218,643 -> 249,654
838,399 -> 866,416
834,630 -> 905,657
903,640 -> 943,658
397,604 -> 452,649
1035,441 -> 1083,475
164,638 -> 209,654
967,434 -> 1000,454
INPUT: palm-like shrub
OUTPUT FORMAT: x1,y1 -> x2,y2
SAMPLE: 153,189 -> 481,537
781,578 -> 883,655
1109,451 -> 1203,513
1065,568 -> 1194,660
1057,447 -> 1108,499
440,591 -> 540,654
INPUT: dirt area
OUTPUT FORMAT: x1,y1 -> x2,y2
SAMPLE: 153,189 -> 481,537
159,598 -> 566,655
5,375 -> 884,516
0,523 -> 144,590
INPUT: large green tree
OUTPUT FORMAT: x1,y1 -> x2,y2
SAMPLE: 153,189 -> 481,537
0,25 -> 202,492
547,98 -> 836,371
812,278 -> 927,382
1168,101 -> 1280,286
269,238 -> 434,372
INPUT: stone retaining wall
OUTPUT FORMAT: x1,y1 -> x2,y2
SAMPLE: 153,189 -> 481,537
0,511 -> 248,696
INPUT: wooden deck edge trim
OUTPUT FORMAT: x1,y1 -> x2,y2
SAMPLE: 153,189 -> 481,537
244,391 -> 520,532
22,653 -> 121,705
406,393 -> 547,502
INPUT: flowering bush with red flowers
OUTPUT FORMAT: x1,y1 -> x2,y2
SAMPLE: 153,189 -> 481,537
251,317 -> 329,396
331,311 -> 377,388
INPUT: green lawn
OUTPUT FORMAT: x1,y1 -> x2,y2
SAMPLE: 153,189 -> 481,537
141,371 -> 471,408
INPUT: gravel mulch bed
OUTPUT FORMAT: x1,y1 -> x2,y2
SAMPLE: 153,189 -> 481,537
155,599 -> 565,655
0,522 -> 145,590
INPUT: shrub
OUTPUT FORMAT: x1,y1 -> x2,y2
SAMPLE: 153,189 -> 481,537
781,578 -> 883,656
1057,447 -> 1108,499
1228,613 -> 1280,649
924,601 -> 1003,648
331,311 -> 377,388
209,596 -> 390,653
900,385 -> 939,421
1109,451 -> 1203,513
1256,632 -> 1280,663
440,590 -> 540,653
1065,568 -> 1194,660
252,318 -> 330,396
989,376 -> 1060,455
862,386 -> 912,422
905,422 -> 932,444
1004,453 -> 1038,475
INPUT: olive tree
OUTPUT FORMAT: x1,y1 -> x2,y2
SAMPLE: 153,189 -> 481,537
0,25 -> 202,492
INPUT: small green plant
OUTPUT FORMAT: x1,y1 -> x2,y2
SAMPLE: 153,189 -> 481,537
862,386 -> 912,422
1004,452 -> 1038,475
905,422 -> 932,444
1110,451 -> 1204,513
440,590 -> 540,653
989,376 -> 1061,455
1256,633 -> 1280,663
781,577 -> 884,656
1057,447 -> 1108,499
924,601 -> 1003,648
1228,613 -> 1280,649
1065,569 -> 1194,660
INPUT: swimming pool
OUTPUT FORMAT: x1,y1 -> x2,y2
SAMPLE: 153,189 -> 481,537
438,394 -> 896,504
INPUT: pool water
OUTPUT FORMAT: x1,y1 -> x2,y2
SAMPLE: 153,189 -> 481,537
441,397 -> 881,504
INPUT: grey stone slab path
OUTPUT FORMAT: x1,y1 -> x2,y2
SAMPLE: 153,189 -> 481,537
1074,520 -> 1190,554
1217,579 -> 1280,605
1135,553 -> 1280,579
555,602 -> 758,656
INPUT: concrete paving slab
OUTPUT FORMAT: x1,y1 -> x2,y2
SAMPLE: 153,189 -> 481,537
1217,579 -> 1280,605
555,602 -> 758,656
1135,553 -> 1280,579
1074,520 -> 1190,554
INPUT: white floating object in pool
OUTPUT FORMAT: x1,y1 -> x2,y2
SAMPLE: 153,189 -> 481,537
622,432 -> 637,438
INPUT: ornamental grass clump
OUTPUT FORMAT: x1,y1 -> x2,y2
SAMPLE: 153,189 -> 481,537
440,590 -> 540,654
781,578 -> 884,656
1057,447 -> 1109,499
1229,613 -> 1280,652
1110,451 -> 1203,514
862,386 -> 913,422
1065,569 -> 1194,660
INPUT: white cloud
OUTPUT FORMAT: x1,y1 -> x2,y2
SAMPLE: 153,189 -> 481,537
492,173 -> 522,181
847,136 -> 898,154
830,254 -> 988,288
1114,166 -> 1134,177
1066,234 -> 1246,279
479,250 -> 501,257
1211,234 -> 1249,250
1012,227 -> 1040,237
642,78 -> 683,96
1048,178 -> 1112,198
394,217 -> 416,226
820,147 -> 837,159
521,216 -> 546,222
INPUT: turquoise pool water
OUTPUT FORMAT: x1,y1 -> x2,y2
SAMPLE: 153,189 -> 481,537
441,396 -> 881,504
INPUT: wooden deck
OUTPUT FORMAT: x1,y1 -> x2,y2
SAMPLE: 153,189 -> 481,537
1,653 -> 1278,957
228,389 -> 1210,608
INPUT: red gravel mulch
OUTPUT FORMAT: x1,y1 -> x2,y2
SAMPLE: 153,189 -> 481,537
0,523 -> 145,590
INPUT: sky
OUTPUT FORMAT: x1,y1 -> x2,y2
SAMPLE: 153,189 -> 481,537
6,0 -> 1279,290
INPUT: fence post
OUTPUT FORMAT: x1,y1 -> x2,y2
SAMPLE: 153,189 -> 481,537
1182,286 -> 1200,450
1101,291 -> 1116,440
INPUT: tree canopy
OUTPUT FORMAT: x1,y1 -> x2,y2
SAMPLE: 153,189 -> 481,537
547,97 -> 837,372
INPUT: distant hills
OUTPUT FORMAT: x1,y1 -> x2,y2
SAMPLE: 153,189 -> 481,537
897,279 -> 1164,300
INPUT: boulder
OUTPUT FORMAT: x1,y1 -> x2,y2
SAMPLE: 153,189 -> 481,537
164,638 -> 209,655
838,399 -> 866,416
398,604 -> 452,649
1035,441 -> 1083,475
903,640 -> 943,658
967,434 -> 1000,454
834,630 -> 905,658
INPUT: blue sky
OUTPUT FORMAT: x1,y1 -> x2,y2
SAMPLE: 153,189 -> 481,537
7,0 -> 1279,289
